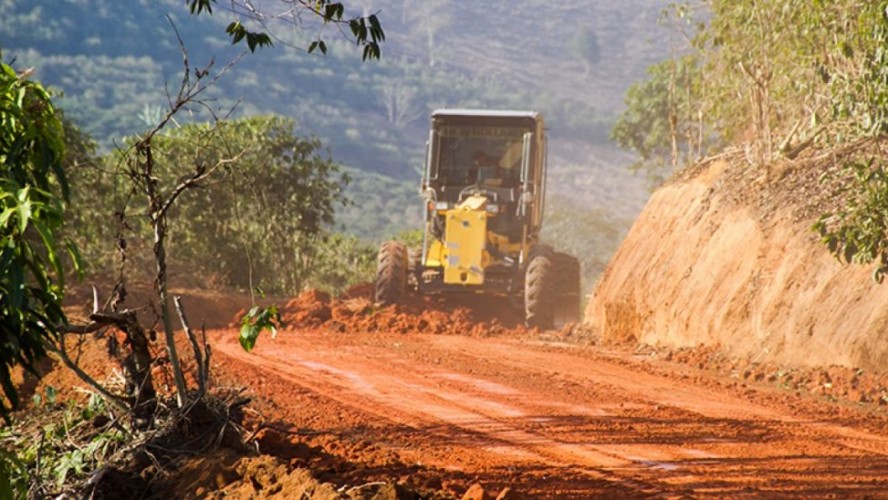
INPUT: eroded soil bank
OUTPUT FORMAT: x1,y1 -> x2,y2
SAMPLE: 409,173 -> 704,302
588,157 -> 888,372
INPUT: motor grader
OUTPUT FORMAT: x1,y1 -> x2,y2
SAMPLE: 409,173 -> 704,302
375,109 -> 580,329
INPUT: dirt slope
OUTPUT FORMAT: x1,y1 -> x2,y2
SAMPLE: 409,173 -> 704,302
587,158 -> 888,371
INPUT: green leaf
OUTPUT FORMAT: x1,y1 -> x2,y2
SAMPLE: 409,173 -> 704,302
349,19 -> 363,39
33,219 -> 64,290
245,32 -> 272,53
45,385 -> 57,406
362,43 -> 381,61
0,207 -> 15,229
324,2 -> 344,21
65,241 -> 85,280
226,22 -> 246,44
14,186 -> 31,233
189,0 -> 214,15
368,15 -> 385,42
238,323 -> 259,352
238,304 -> 283,352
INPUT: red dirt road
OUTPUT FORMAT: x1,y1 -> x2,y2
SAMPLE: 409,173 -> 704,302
209,328 -> 888,498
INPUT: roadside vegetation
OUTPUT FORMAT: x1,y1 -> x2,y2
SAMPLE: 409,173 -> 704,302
614,0 -> 888,279
1,1 -> 388,495
67,114 -> 374,297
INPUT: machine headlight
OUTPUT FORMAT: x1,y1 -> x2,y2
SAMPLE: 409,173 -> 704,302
435,201 -> 451,211
486,204 -> 499,214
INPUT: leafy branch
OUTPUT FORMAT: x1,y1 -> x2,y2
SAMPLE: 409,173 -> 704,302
239,305 -> 284,353
190,0 -> 385,59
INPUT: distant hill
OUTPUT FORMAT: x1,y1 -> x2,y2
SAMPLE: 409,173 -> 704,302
1,0 -> 671,280
1,0 -> 669,168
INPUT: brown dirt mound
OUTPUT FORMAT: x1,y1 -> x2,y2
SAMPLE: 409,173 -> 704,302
237,284 -> 531,337
164,448 -> 415,499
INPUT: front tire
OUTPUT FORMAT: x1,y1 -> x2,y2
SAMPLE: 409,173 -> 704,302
524,244 -> 555,329
375,241 -> 408,306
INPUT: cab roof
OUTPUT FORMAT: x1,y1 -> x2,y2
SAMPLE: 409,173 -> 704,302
432,109 -> 540,120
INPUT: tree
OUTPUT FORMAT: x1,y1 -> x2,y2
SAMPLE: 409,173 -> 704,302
812,3 -> 888,280
0,62 -> 79,421
621,1 -> 888,280
68,115 -> 369,295
72,30 -> 372,407
611,55 -> 704,181
149,115 -> 352,295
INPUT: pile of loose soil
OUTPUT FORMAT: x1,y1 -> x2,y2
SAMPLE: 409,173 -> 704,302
162,448 -> 420,499
234,284 -> 531,337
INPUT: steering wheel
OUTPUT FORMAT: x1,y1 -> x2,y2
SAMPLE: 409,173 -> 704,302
458,184 -> 495,203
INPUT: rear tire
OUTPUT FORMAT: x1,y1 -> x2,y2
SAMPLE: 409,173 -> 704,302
376,241 -> 408,306
524,244 -> 555,329
553,252 -> 581,327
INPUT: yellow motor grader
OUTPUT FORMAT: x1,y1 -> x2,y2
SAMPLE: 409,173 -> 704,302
375,109 -> 580,329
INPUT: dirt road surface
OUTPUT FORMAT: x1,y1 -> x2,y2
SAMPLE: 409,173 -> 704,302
209,328 -> 888,498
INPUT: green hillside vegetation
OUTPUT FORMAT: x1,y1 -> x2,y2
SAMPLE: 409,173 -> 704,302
0,0 -> 635,177
1,0 -> 669,291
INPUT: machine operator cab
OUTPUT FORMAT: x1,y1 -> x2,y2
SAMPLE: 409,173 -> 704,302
419,109 -> 548,290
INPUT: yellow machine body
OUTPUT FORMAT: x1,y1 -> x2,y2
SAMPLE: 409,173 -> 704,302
413,109 -> 549,295
442,194 -> 488,285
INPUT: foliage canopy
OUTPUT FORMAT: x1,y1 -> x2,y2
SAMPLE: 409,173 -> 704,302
615,0 -> 888,278
68,115 -> 369,295
0,61 -> 80,420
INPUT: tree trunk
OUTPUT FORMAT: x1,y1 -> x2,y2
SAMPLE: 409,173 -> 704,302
121,314 -> 156,425
153,214 -> 188,407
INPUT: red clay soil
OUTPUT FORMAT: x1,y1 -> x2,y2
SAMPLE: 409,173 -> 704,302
207,287 -> 888,498
16,284 -> 888,498
208,327 -> 888,497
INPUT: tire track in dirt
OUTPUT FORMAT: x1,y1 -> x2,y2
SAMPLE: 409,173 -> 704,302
423,336 -> 888,494
435,336 -> 888,453
211,330 -> 888,496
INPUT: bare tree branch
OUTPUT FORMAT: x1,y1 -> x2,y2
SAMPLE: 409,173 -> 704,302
173,296 -> 207,398
158,152 -> 246,219
46,341 -> 129,412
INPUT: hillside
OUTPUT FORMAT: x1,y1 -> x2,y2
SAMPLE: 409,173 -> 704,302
588,153 -> 888,372
0,0 -> 665,249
